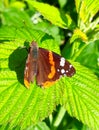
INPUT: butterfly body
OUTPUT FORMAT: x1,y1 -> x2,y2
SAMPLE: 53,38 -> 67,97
24,41 -> 76,88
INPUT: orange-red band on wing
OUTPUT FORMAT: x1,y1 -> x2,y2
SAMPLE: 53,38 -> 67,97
48,51 -> 56,79
24,79 -> 30,89
42,81 -> 55,88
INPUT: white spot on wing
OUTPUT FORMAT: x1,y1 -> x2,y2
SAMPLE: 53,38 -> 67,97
66,70 -> 68,73
69,64 -> 72,68
61,69 -> 65,74
57,69 -> 60,72
25,66 -> 28,70
60,57 -> 65,67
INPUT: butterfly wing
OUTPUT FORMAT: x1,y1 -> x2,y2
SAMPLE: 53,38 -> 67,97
24,42 -> 38,88
36,48 -> 76,87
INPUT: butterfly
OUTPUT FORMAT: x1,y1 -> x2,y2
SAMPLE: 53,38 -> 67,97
24,41 -> 76,88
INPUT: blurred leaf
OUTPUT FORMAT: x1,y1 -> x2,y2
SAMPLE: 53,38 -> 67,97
58,0 -> 67,8
86,17 -> 99,42
75,0 -> 81,13
0,25 -> 51,42
75,0 -> 99,23
26,0 -> 76,29
76,40 -> 99,76
10,1 -> 26,9
0,8 -> 33,27
0,1 -> 5,11
0,7 -> 61,44
74,0 -> 99,44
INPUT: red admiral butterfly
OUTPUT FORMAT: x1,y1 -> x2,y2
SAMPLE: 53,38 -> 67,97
24,41 -> 76,88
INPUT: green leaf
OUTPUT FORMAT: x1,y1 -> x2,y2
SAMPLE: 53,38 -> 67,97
0,40 -> 58,129
64,62 -> 99,130
0,38 -> 99,129
26,0 -> 75,29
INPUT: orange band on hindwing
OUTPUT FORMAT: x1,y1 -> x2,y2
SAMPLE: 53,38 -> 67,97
24,79 -> 30,89
48,51 -> 56,79
42,81 -> 55,87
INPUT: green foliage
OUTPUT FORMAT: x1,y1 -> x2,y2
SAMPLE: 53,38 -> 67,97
0,0 -> 99,130
26,0 -> 76,29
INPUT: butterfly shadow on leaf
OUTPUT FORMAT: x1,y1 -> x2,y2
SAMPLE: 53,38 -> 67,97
8,45 -> 28,87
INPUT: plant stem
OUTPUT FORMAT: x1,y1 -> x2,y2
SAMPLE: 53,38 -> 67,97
53,106 -> 66,127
